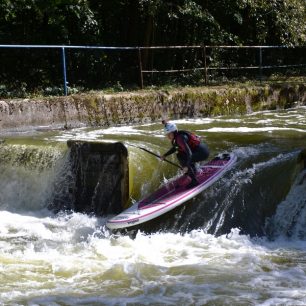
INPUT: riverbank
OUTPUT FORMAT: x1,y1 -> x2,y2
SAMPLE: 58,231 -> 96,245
0,82 -> 305,131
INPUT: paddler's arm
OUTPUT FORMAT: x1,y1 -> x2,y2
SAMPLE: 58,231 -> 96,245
161,146 -> 176,159
176,134 -> 193,167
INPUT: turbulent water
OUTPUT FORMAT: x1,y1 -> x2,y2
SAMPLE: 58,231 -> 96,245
1,107 -> 306,305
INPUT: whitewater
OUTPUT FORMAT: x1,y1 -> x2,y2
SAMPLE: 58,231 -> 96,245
0,107 -> 306,305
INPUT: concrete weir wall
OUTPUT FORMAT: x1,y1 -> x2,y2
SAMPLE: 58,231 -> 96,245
0,83 -> 305,130
65,141 -> 129,216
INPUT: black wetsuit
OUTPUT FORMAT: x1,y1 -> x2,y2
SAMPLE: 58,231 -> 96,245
164,131 -> 209,182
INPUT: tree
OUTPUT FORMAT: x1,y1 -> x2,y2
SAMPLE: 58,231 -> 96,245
0,0 -> 99,44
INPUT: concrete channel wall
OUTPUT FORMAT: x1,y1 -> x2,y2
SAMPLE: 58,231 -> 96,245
0,83 -> 305,131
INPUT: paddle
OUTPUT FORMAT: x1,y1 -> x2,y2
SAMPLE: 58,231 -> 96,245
127,144 -> 183,170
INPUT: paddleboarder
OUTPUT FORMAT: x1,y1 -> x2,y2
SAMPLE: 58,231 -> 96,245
161,121 -> 210,188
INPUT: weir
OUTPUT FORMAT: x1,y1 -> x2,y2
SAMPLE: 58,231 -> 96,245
266,151 -> 306,239
50,140 -> 129,216
0,139 -> 129,216
1,106 -> 306,237
1,137 -> 306,233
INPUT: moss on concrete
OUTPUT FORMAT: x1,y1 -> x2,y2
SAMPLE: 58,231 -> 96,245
0,83 -> 305,130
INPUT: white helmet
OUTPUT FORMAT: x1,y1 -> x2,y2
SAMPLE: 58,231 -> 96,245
164,122 -> 177,134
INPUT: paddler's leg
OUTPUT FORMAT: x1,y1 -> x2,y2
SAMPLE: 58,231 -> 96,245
184,143 -> 210,189
177,152 -> 199,188
186,168 -> 199,188
191,143 -> 210,164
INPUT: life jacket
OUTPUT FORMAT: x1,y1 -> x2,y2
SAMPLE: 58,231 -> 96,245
174,130 -> 201,151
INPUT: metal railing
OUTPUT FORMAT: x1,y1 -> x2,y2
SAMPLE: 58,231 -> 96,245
0,44 -> 305,95
138,45 -> 305,88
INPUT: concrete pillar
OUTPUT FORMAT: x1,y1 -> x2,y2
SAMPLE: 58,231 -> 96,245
67,140 -> 129,216
297,148 -> 306,169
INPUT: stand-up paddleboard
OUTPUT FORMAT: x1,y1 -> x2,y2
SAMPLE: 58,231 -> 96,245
106,153 -> 236,230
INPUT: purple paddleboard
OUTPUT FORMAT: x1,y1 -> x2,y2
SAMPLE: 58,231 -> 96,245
106,153 -> 236,230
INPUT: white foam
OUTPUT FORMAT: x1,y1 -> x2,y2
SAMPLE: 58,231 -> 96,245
51,125 -> 147,142
0,210 -> 306,305
170,118 -> 215,124
199,126 -> 306,133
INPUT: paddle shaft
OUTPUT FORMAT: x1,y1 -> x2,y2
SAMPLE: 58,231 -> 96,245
128,144 -> 182,169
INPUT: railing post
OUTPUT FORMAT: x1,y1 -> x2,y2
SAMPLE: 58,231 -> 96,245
61,47 -> 68,96
203,46 -> 208,85
259,47 -> 263,84
138,48 -> 144,89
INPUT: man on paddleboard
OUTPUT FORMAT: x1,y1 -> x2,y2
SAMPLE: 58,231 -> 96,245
161,121 -> 210,189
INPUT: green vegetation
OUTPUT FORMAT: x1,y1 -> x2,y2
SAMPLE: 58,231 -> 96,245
0,0 -> 305,97
1,0 -> 304,46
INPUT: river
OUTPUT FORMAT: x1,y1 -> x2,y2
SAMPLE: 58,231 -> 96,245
0,107 -> 306,305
